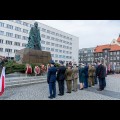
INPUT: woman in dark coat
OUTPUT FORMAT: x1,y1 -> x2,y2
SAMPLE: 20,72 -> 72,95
79,64 -> 85,90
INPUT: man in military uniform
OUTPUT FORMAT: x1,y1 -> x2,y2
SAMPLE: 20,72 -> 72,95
65,66 -> 73,93
57,61 -> 66,96
47,60 -> 57,99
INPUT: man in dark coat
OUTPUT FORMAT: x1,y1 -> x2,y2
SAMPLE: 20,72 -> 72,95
96,61 -> 106,91
47,60 -> 57,99
84,63 -> 89,88
94,63 -> 98,84
57,61 -> 66,96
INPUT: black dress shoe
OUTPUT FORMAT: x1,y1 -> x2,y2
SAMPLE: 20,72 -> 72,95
97,88 -> 103,91
48,96 -> 53,99
58,94 -> 62,96
66,92 -> 71,93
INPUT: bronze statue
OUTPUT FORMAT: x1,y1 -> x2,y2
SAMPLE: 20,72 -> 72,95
26,22 -> 42,50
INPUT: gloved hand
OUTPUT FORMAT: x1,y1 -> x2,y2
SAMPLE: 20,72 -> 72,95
47,81 -> 49,84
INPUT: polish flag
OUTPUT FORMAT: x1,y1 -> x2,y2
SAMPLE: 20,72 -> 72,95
0,67 -> 5,96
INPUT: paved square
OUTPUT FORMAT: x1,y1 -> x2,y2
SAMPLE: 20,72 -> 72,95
0,74 -> 120,100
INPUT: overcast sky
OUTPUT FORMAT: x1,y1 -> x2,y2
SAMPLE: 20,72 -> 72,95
36,20 -> 120,49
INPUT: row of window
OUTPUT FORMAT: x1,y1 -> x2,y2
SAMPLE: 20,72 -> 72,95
0,31 -> 28,40
0,39 -> 26,46
42,47 -> 72,54
0,22 -> 29,34
95,51 -> 120,56
7,20 -> 73,41
41,34 -> 72,45
41,40 -> 72,50
0,48 -> 18,53
51,54 -> 72,59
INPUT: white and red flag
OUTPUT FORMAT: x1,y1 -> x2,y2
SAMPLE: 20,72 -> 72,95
0,67 -> 5,96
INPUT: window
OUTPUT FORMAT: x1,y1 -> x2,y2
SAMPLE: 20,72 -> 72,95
70,42 -> 72,45
46,47 -> 50,51
0,31 -> 4,35
63,41 -> 65,43
0,39 -> 3,44
55,54 -> 58,58
42,28 -> 46,32
51,32 -> 55,35
114,57 -> 116,60
59,50 -> 62,53
117,51 -> 119,55
22,36 -> 28,40
23,22 -> 29,26
60,34 -> 62,37
41,34 -> 45,38
51,37 -> 55,40
46,42 -> 50,45
70,38 -> 72,40
110,52 -> 112,55
114,52 -> 116,55
22,43 -> 27,47
14,42 -> 20,46
59,45 -> 62,47
51,54 -> 54,57
6,24 -> 13,29
55,38 -> 59,41
51,43 -> 54,46
70,47 -> 72,50
63,55 -> 65,58
6,32 -> 13,37
55,44 -> 58,47
63,50 -> 65,53
0,22 -> 4,27
55,49 -> 58,52
30,24 -> 34,28
23,29 -> 28,33
56,33 -> 59,36
117,57 -> 119,60
6,40 -> 12,45
15,27 -> 21,31
47,30 -> 50,33
15,34 -> 21,39
5,48 -> 12,53
59,40 -> 62,42
67,46 -> 69,49
51,48 -> 54,51
0,48 -> 3,52
16,20 -> 22,24
47,36 -> 50,39
14,50 -> 18,53
41,40 -> 45,44
42,47 -> 45,50
59,55 -> 62,58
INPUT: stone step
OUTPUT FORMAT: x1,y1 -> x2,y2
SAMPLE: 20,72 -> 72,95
6,80 -> 47,88
5,76 -> 47,88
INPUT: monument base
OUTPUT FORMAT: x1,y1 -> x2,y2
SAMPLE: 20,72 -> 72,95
15,48 -> 51,65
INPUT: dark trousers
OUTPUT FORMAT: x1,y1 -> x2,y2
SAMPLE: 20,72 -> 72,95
84,77 -> 88,88
49,82 -> 56,97
58,80 -> 64,95
94,76 -> 98,84
98,78 -> 106,90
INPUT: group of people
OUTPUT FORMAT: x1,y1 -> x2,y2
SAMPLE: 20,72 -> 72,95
47,60 -> 107,99
25,64 -> 47,76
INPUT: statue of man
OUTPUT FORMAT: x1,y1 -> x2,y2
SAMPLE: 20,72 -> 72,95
26,22 -> 42,50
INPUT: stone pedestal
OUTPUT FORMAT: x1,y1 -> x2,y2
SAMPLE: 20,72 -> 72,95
15,48 -> 51,64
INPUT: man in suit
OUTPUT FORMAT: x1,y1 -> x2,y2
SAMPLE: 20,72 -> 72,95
47,60 -> 57,99
96,61 -> 106,91
57,61 -> 66,96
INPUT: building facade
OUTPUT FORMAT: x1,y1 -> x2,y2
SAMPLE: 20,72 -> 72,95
94,44 -> 120,66
0,20 -> 79,65
79,47 -> 95,65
